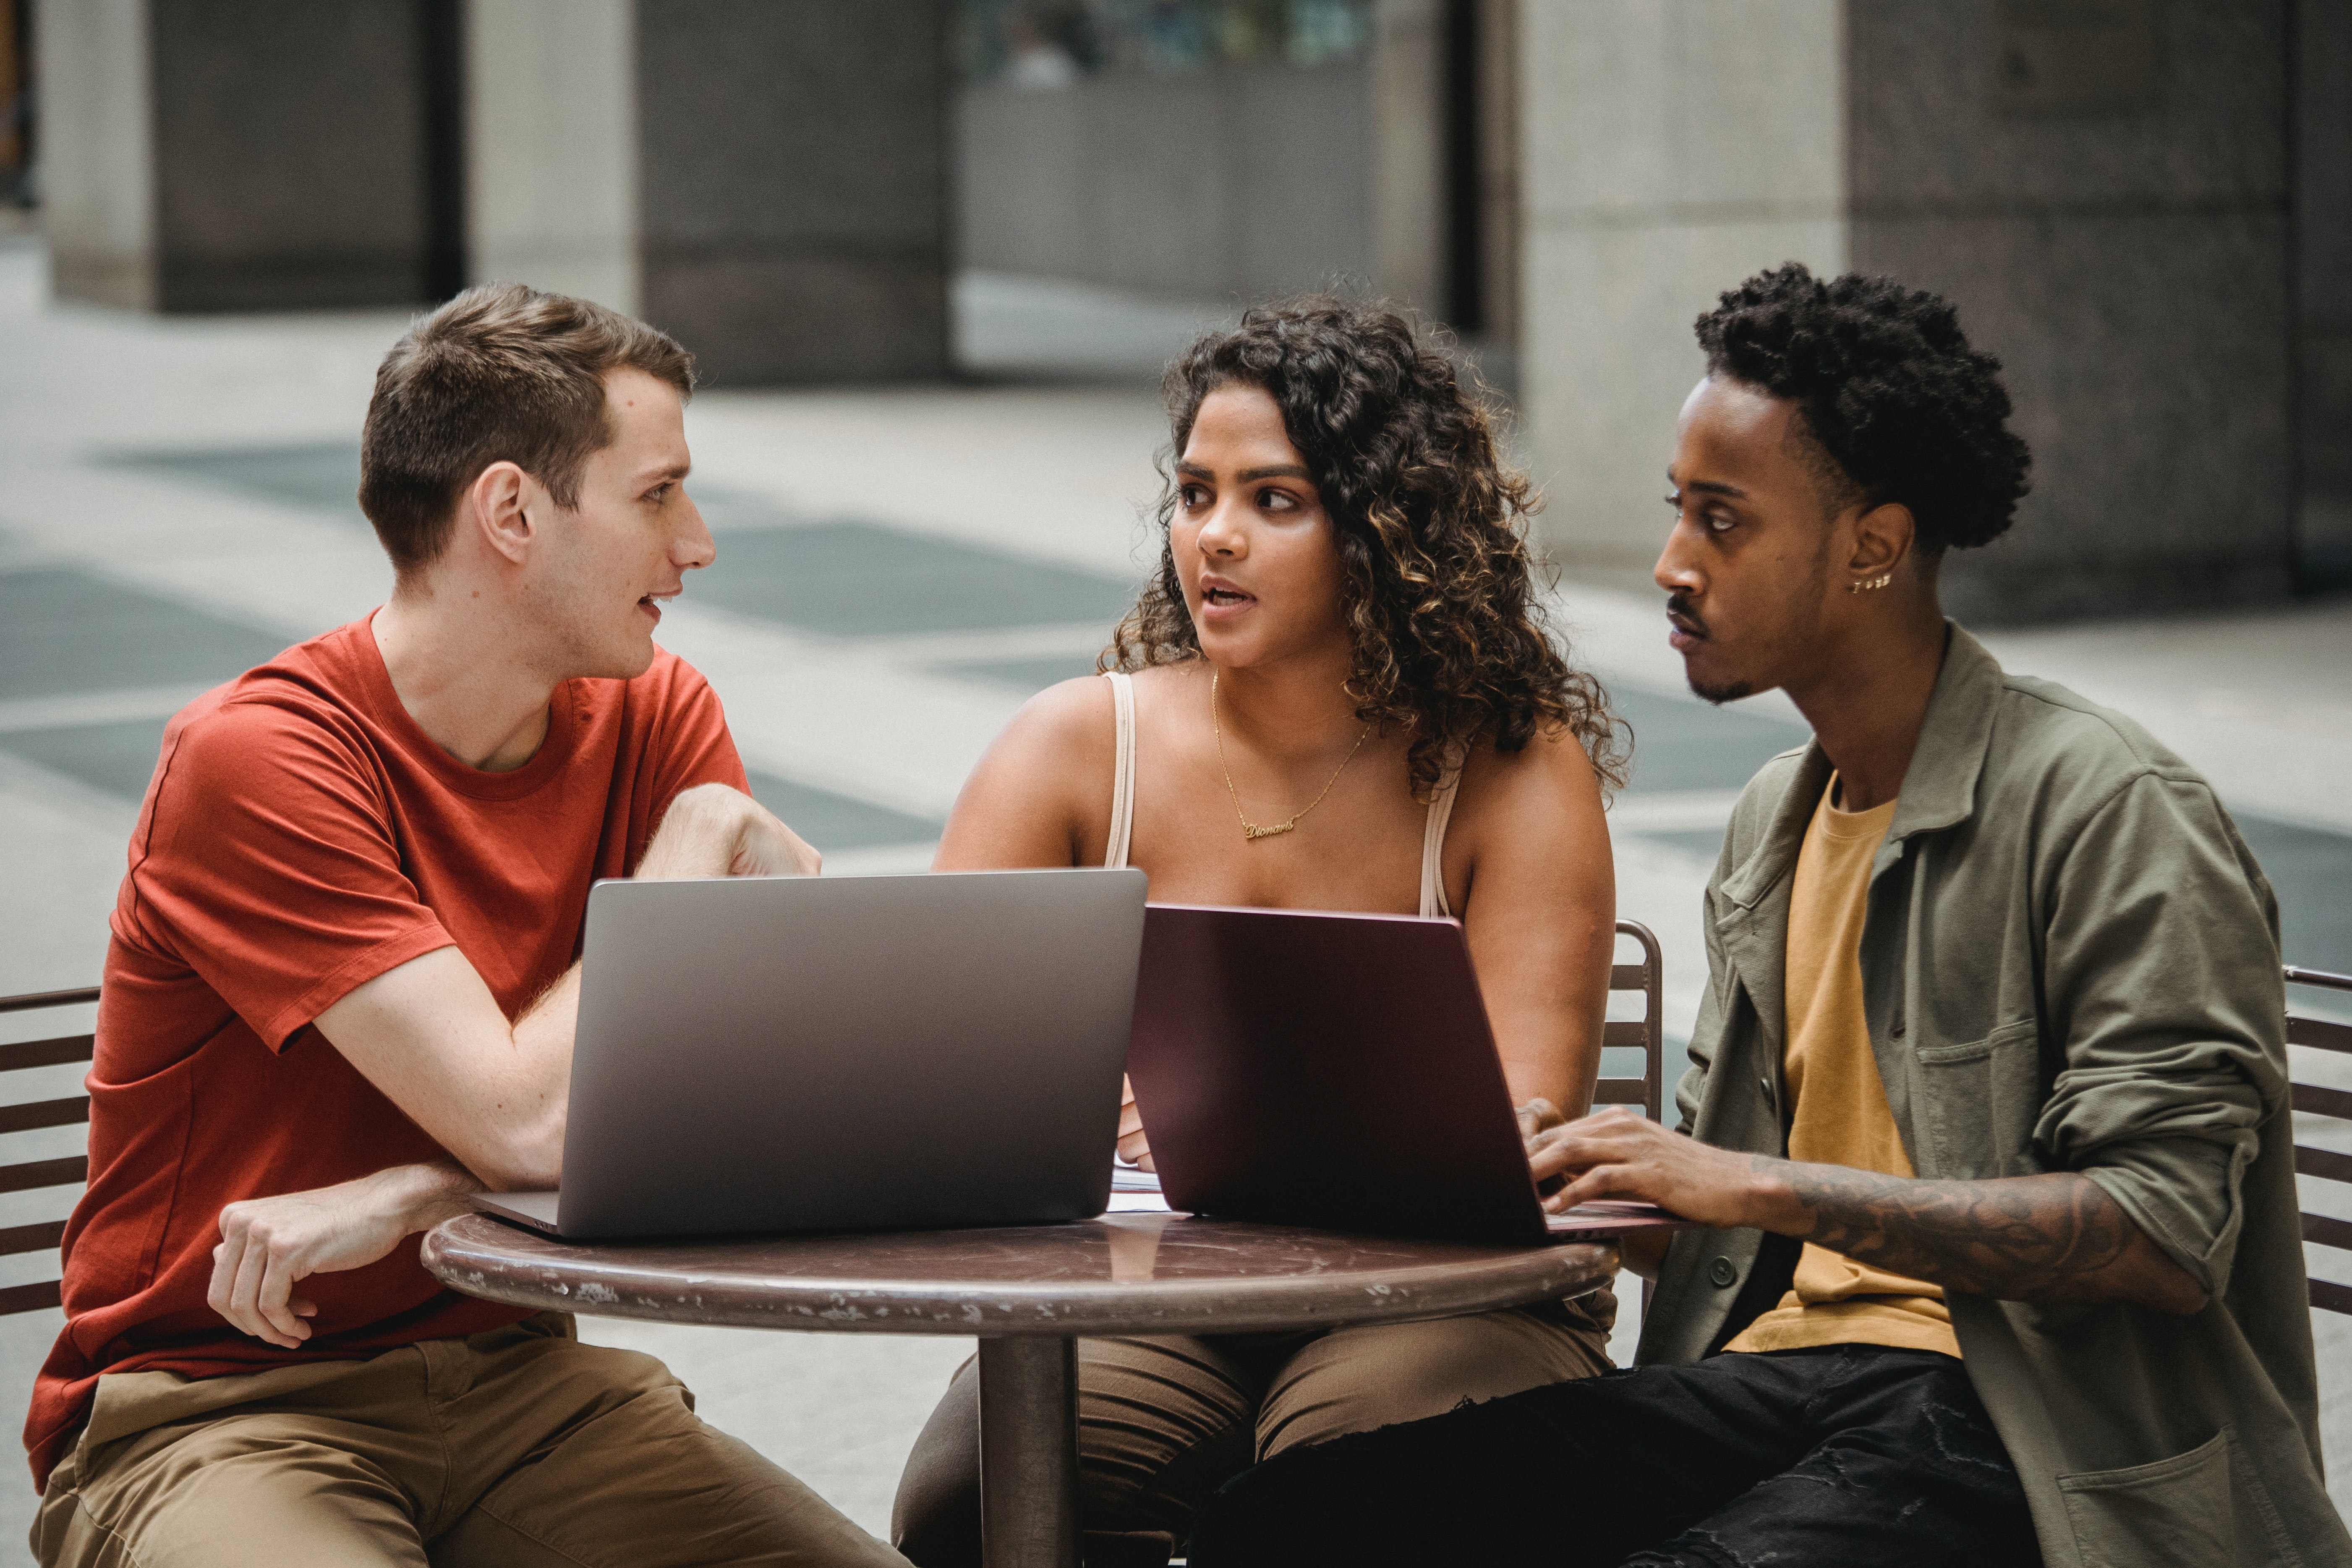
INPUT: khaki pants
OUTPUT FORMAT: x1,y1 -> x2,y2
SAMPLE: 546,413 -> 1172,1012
891,1288 -> 1615,1568
33,1313 -> 908,1568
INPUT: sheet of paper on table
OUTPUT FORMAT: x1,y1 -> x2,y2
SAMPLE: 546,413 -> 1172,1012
1108,1163 -> 1171,1212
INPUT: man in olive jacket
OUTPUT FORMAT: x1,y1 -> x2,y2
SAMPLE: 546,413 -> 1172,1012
1187,265 -> 2347,1567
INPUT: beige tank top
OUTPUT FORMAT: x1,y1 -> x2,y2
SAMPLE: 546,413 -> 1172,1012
1100,670 -> 1459,919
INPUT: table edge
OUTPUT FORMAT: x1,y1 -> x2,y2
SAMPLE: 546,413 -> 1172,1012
421,1219 -> 1619,1338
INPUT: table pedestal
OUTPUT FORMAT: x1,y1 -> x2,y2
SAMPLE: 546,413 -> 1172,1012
421,1211 -> 1618,1568
978,1336 -> 1080,1568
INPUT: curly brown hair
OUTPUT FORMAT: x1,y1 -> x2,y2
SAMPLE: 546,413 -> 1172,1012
1103,296 -> 1624,800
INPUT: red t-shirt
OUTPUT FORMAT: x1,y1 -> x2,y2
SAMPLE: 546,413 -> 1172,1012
26,617 -> 746,1487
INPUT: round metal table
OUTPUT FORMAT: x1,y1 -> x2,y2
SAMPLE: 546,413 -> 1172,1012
423,1210 -> 1615,1568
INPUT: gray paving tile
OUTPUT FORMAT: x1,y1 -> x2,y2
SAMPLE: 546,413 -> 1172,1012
108,440 -> 366,520
2238,814 -> 2352,972
1625,826 -> 1732,863
943,653 -> 1104,693
1612,686 -> 1811,794
0,568 -> 288,701
0,711 -> 939,854
697,522 -> 1139,638
745,770 -> 941,851
104,442 -> 794,534
0,717 -> 169,803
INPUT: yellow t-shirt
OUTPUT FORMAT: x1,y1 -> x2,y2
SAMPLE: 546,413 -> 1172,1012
1723,776 -> 1962,1359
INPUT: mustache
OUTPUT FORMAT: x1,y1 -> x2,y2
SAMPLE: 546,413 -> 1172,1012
1665,593 -> 1707,636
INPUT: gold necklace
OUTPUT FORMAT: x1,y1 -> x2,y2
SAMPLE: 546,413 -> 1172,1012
1211,669 -> 1370,841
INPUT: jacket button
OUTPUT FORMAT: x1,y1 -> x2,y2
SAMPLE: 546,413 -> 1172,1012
1759,1076 -> 1775,1103
1708,1256 -> 1738,1288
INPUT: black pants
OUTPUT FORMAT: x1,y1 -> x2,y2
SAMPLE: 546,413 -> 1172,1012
1185,1345 -> 2041,1568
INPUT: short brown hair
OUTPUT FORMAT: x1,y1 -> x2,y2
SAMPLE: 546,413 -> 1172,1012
358,282 -> 696,577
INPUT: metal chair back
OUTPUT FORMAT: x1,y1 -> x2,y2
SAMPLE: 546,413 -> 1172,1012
1592,919 -> 1665,1122
2289,965 -> 2352,1316
0,986 -> 99,1316
1592,920 -> 1665,1325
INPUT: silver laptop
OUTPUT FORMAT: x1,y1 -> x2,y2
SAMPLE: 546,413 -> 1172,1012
474,867 -> 1148,1239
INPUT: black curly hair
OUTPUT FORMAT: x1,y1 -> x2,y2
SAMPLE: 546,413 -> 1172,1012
1695,263 -> 2031,552
1104,296 -> 1624,801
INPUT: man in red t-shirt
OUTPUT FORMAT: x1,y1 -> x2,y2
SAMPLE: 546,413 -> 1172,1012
28,285 -> 909,1568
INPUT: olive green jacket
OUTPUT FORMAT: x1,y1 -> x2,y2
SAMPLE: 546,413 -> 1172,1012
1636,625 -> 2349,1567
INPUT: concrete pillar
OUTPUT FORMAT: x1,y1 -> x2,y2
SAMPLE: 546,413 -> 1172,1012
1848,0 -> 2292,621
1371,0 -> 1448,311
465,0 -> 640,314
636,1 -> 951,384
1517,0 -> 1847,580
466,0 -> 951,384
2296,0 -> 2352,587
37,0 -> 153,308
38,0 -> 450,312
1516,0 -> 2298,621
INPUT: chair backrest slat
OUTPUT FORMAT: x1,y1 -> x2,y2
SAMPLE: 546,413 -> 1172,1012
0,1220 -> 68,1257
0,1156 -> 89,1197
2304,1213 -> 2352,1252
0,1035 -> 97,1073
0,1282 -> 62,1316
2297,1144 -> 2352,1185
0,1097 -> 92,1137
1599,1021 -> 1652,1052
0,988 -> 100,1017
2293,1082 -> 2352,1122
2289,966 -> 2352,1317
2290,1015 -> 2352,1053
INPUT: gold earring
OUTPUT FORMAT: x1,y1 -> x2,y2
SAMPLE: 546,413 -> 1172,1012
1848,573 -> 1893,593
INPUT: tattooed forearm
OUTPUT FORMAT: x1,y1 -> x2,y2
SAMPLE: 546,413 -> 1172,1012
1758,1160 -> 2209,1313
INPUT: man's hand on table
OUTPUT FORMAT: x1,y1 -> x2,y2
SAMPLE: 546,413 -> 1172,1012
209,1160 -> 478,1348
638,782 -> 820,880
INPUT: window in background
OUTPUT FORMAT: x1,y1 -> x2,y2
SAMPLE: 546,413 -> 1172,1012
958,0 -> 1373,87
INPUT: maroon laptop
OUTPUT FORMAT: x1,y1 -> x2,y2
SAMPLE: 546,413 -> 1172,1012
1125,903 -> 1695,1247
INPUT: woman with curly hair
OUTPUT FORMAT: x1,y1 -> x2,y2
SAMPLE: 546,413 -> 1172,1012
891,297 -> 1627,1567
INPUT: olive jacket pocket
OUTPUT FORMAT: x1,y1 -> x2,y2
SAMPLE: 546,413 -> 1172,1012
2059,1429 -> 2286,1567
1914,1019 -> 2042,1179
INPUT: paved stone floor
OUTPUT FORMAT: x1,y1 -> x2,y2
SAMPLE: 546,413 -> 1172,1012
1,237 -> 2348,1552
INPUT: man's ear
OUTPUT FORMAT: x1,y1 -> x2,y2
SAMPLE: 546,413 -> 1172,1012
465,461 -> 537,567
1846,501 -> 1918,581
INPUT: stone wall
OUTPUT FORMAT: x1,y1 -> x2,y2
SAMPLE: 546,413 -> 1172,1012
1516,0 -> 1847,579
1850,0 -> 2293,622
43,0 -> 444,312
1514,0 -> 2311,621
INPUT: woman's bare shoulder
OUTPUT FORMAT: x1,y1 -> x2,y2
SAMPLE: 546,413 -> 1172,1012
1450,719 -> 1610,853
989,674 -> 1117,771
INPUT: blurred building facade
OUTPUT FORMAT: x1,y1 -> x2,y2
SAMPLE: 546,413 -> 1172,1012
26,0 -> 2352,619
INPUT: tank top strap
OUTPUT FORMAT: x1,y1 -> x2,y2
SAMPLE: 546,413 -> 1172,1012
1103,671 -> 1136,870
1420,765 -> 1462,919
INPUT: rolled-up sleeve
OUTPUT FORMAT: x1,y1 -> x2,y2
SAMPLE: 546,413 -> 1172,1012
2032,771 -> 2285,1298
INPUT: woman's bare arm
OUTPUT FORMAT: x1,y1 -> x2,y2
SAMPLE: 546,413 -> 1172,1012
934,677 -> 1115,873
1449,728 -> 1617,1118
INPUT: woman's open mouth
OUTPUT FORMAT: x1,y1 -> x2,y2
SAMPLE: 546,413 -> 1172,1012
1200,578 -> 1256,616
